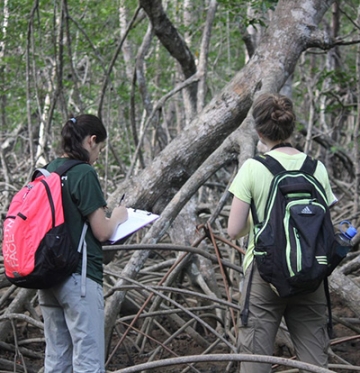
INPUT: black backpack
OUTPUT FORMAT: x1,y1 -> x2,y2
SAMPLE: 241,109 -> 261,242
241,154 -> 350,334
251,154 -> 336,297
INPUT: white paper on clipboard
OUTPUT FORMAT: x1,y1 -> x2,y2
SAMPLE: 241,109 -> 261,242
108,208 -> 159,244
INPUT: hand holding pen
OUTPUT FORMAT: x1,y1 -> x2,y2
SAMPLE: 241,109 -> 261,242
112,194 -> 128,223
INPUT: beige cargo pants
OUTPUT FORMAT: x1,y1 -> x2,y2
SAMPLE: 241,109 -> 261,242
237,263 -> 329,373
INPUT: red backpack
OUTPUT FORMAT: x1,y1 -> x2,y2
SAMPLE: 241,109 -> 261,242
2,160 -> 87,289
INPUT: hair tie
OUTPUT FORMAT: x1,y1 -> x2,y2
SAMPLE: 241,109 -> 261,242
70,117 -> 77,124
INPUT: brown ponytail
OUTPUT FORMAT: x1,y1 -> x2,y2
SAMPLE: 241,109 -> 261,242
61,114 -> 107,161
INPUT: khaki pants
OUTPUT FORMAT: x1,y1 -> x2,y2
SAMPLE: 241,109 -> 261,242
238,263 -> 329,373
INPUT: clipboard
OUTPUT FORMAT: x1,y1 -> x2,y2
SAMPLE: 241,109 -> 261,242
108,208 -> 159,244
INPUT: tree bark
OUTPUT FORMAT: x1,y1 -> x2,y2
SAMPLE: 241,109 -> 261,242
329,268 -> 360,319
196,0 -> 218,114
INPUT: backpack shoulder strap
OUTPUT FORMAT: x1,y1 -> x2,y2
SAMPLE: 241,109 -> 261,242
31,160 -> 85,181
55,160 -> 85,176
300,156 -> 317,175
251,154 -> 285,224
254,154 -> 285,176
324,277 -> 333,338
32,168 -> 50,180
256,154 -> 318,177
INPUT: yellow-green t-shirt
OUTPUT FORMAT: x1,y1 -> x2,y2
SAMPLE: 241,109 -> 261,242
229,151 -> 337,273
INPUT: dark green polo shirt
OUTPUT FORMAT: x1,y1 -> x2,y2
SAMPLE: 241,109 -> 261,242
46,158 -> 106,285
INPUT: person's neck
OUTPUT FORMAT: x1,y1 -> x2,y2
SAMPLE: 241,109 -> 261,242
266,140 -> 300,155
270,141 -> 292,150
261,139 -> 287,149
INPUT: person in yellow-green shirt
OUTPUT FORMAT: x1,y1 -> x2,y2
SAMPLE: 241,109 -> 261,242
228,93 -> 337,373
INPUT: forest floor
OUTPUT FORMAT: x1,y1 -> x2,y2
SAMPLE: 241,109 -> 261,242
1,292 -> 360,373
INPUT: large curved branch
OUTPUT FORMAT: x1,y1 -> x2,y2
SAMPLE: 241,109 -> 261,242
112,353 -> 336,373
109,0 -> 334,211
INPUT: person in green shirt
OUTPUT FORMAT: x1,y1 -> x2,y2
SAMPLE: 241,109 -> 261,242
228,93 -> 337,373
38,114 -> 128,373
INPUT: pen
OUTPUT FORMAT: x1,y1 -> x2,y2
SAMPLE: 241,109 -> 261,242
119,193 -> 125,206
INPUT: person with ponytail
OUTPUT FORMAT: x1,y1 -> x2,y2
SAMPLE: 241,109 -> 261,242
227,93 -> 337,373
38,114 -> 128,373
